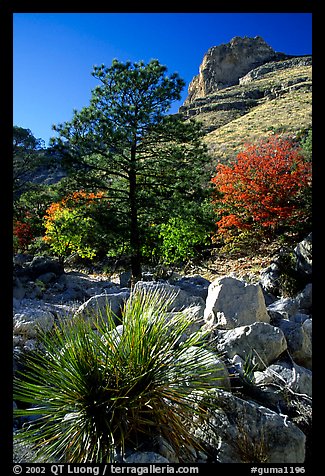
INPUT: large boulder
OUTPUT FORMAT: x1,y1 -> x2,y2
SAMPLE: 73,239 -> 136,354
255,360 -> 312,398
134,281 -> 205,311
267,297 -> 300,322
259,261 -> 281,297
204,276 -> 270,330
176,346 -> 231,391
295,283 -> 312,314
193,389 -> 306,463
215,322 -> 287,370
277,318 -> 312,369
175,275 -> 210,301
259,234 -> 312,297
165,306 -> 205,343
74,291 -> 130,326
295,233 -> 312,278
13,309 -> 55,338
14,255 -> 64,281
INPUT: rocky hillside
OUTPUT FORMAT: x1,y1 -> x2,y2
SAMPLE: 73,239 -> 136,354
179,36 -> 312,162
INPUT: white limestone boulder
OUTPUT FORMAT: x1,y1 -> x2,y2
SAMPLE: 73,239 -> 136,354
204,276 -> 270,330
215,322 -> 287,370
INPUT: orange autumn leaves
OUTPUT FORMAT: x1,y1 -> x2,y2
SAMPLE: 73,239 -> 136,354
44,190 -> 104,230
43,191 -> 105,260
44,190 -> 105,219
211,136 -> 312,241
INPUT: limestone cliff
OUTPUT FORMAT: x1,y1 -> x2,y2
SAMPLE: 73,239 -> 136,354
184,36 -> 287,104
180,36 -> 312,162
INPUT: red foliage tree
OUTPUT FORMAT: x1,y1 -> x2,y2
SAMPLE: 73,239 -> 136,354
13,219 -> 34,252
211,135 -> 312,242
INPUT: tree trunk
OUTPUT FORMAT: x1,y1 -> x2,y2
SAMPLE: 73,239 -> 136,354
129,197 -> 142,284
129,145 -> 142,284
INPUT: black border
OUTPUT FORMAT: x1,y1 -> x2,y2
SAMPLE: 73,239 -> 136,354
2,2 -> 317,473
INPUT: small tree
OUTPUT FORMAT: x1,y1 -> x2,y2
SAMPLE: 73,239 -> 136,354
14,184 -> 63,239
211,135 -> 312,248
157,217 -> 210,265
13,218 -> 34,252
43,191 -> 104,262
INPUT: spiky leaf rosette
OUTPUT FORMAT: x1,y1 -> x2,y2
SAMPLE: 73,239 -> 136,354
14,288 -> 225,462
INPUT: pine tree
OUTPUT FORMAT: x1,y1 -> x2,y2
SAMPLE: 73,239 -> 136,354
51,59 -> 210,281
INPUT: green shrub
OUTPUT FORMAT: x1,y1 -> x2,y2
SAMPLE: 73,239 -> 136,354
157,217 -> 210,265
14,288 -> 225,462
43,206 -> 97,261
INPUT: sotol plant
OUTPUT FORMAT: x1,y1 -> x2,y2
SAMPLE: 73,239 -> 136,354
14,288 -> 226,463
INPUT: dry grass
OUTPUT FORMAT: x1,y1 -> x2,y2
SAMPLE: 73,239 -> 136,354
183,240 -> 282,284
187,64 -> 312,162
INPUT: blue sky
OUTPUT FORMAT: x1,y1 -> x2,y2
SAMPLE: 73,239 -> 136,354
13,13 -> 312,147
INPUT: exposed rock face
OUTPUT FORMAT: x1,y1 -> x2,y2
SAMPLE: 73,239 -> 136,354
204,276 -> 270,329
179,37 -> 311,163
185,36 -> 286,104
239,56 -> 312,85
215,322 -> 287,371
74,291 -> 130,326
193,389 -> 306,463
13,309 -> 55,339
295,232 -> 312,277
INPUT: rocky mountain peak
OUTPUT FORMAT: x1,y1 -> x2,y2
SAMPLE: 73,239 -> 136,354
184,36 -> 287,104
